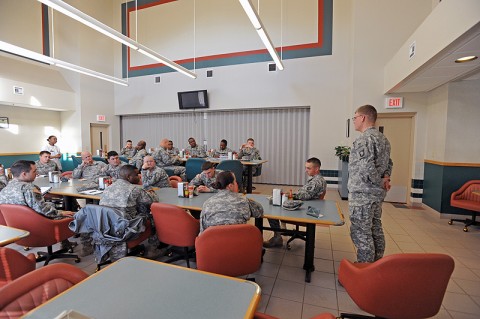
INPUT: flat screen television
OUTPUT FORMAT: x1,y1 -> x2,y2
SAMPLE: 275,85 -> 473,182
178,90 -> 209,109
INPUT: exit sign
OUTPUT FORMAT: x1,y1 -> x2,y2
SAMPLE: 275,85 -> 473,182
96,115 -> 106,122
385,97 -> 403,109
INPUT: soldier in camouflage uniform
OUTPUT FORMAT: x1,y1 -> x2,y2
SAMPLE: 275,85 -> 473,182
0,165 -> 8,191
35,151 -> 59,175
0,160 -> 75,249
129,140 -> 148,170
72,151 -> 107,180
103,151 -> 126,180
348,105 -> 393,263
152,138 -> 186,181
264,157 -> 327,248
185,137 -> 207,158
238,138 -> 261,181
141,156 -> 170,188
120,140 -> 136,158
199,171 -> 263,233
189,162 -> 222,193
166,140 -> 180,156
95,165 -> 159,260
212,139 -> 233,158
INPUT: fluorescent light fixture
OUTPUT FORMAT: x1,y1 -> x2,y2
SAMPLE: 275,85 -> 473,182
455,55 -> 478,63
0,40 -> 54,65
138,45 -> 197,79
38,0 -> 197,79
0,40 -> 128,86
239,0 -> 284,71
56,61 -> 128,86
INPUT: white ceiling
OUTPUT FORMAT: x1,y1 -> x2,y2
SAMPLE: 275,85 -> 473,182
387,22 -> 480,93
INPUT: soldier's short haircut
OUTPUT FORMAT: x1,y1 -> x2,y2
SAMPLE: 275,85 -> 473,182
356,104 -> 377,122
39,150 -> 51,156
119,164 -> 138,180
221,139 -> 227,145
306,157 -> 321,167
126,140 -> 132,143
107,151 -> 118,159
247,138 -> 254,142
202,162 -> 215,171
137,140 -> 146,149
11,160 -> 35,177
188,137 -> 195,142
212,171 -> 235,190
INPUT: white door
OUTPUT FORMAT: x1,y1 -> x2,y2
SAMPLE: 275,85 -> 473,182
376,114 -> 414,204
90,124 -> 110,156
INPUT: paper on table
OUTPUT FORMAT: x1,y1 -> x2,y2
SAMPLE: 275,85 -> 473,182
79,189 -> 103,195
40,186 -> 52,195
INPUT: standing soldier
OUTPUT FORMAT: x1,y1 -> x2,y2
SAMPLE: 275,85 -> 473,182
348,104 -> 393,263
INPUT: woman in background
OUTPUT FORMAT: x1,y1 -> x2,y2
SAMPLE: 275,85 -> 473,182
41,135 -> 62,171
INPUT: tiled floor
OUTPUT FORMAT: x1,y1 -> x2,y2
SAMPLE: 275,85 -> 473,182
7,185 -> 480,319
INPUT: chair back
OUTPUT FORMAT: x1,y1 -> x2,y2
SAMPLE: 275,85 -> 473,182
0,208 -> 5,226
0,204 -> 75,248
338,253 -> 454,319
168,176 -> 182,188
150,203 -> 199,247
185,158 -> 206,182
119,156 -> 129,163
0,248 -> 36,288
70,155 -> 82,168
195,224 -> 263,277
216,160 -> 244,191
92,156 -> 107,164
0,263 -> 88,318
451,180 -> 480,202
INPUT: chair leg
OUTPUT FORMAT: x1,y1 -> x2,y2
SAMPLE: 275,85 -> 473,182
286,225 -> 307,250
449,212 -> 479,232
35,245 -> 80,266
184,247 -> 190,268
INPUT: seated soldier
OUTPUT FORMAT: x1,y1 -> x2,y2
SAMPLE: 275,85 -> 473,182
152,138 -> 186,181
212,139 -> 233,158
72,151 -> 107,180
0,160 -> 75,249
185,137 -> 207,158
166,140 -> 180,156
120,140 -> 136,158
189,162 -> 222,193
0,164 -> 8,191
263,157 -> 327,248
35,151 -> 59,175
199,171 -> 263,234
141,156 -> 170,189
103,151 -> 126,180
129,140 -> 148,170
79,165 -> 160,260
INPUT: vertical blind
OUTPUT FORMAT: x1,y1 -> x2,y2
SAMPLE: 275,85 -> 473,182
121,107 -> 310,185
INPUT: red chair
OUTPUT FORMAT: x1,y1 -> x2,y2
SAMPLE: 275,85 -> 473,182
0,247 -> 36,288
61,171 -> 73,179
150,203 -> 199,268
0,204 -> 80,265
449,180 -> 480,232
338,253 -> 454,319
168,175 -> 182,188
195,224 -> 262,278
254,312 -> 336,319
0,263 -> 88,318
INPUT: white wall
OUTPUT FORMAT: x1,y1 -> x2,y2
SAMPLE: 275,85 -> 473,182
0,104 -> 61,152
425,85 -> 449,162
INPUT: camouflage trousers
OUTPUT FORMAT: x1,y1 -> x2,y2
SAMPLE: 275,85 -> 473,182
349,201 -> 385,262
165,166 -> 187,181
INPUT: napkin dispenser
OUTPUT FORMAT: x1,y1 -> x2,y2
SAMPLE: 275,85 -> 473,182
272,189 -> 282,206
178,182 -> 186,197
48,171 -> 60,183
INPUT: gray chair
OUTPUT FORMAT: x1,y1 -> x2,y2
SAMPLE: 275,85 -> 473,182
185,158 -> 206,182
217,160 -> 244,192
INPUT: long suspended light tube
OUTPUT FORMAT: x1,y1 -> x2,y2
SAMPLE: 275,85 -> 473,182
239,0 -> 284,70
0,40 -> 128,86
37,0 -> 197,79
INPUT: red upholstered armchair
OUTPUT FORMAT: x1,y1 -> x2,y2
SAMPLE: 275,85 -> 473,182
168,175 -> 183,188
195,224 -> 263,278
151,203 -> 199,268
0,263 -> 88,318
338,253 -> 454,319
0,247 -> 36,288
0,204 -> 80,265
449,180 -> 480,232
